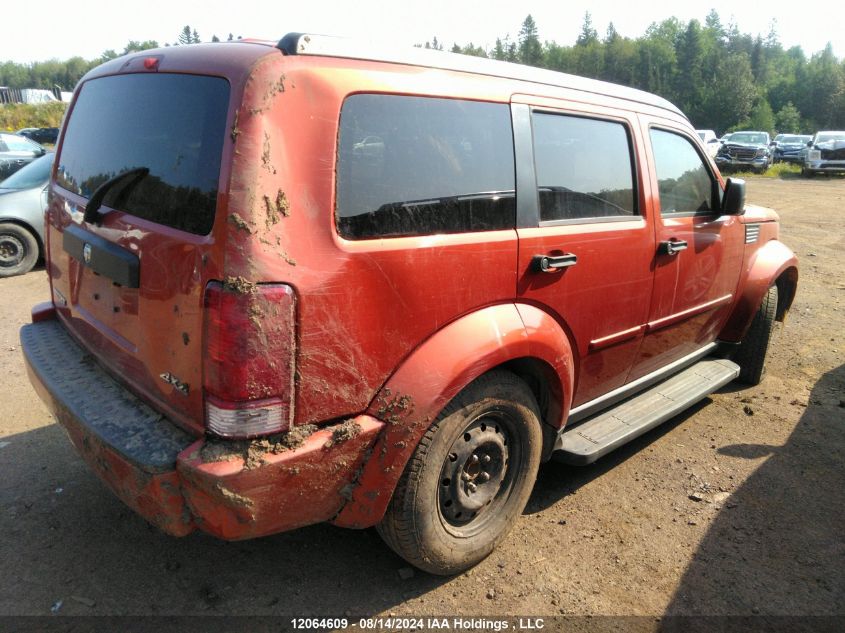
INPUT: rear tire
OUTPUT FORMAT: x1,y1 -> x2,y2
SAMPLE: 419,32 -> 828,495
734,285 -> 778,385
0,223 -> 39,278
377,370 -> 543,575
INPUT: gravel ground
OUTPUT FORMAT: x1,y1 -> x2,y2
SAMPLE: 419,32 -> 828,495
0,176 -> 842,623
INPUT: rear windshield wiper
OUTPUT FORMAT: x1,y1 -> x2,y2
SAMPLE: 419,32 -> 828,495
83,167 -> 149,224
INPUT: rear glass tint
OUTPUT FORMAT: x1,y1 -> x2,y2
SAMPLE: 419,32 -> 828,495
336,95 -> 515,239
532,113 -> 637,222
57,74 -> 229,235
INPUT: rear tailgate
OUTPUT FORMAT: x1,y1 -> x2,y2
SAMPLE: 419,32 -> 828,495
47,71 -> 231,434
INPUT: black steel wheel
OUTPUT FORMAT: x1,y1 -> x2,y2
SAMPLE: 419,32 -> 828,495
377,370 -> 543,575
0,223 -> 39,278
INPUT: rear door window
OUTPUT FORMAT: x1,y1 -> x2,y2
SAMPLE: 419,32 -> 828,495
532,112 -> 637,223
336,95 -> 515,239
57,74 -> 230,235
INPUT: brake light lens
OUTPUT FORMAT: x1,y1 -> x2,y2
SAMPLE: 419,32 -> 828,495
203,281 -> 296,438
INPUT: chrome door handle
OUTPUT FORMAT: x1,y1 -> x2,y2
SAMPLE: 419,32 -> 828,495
658,240 -> 688,256
533,253 -> 577,272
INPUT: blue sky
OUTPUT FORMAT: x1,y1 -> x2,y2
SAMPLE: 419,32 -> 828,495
2,0 -> 841,64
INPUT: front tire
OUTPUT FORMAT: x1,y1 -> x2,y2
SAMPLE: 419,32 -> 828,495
0,223 -> 39,278
733,285 -> 778,385
377,370 -> 543,575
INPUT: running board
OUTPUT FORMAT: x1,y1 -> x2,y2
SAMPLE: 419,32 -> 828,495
554,358 -> 740,465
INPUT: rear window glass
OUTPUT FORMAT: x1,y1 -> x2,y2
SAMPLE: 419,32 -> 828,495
532,113 -> 637,222
57,74 -> 229,235
336,95 -> 515,240
0,153 -> 53,190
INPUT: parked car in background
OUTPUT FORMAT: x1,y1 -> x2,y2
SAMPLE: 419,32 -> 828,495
695,129 -> 720,157
0,152 -> 52,277
715,131 -> 773,173
802,131 -> 845,176
0,133 -> 46,180
18,127 -> 60,145
772,134 -> 812,164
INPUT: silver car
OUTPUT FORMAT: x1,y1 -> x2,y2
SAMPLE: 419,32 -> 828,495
0,132 -> 47,180
0,153 -> 53,277
803,131 -> 845,176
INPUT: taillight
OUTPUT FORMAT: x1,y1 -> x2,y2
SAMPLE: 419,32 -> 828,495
203,280 -> 296,438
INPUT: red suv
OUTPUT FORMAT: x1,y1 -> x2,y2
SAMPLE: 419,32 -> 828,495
21,34 -> 798,574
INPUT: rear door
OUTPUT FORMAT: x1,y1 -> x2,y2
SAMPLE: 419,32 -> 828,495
513,99 -> 655,407
47,72 -> 230,433
628,119 -> 744,381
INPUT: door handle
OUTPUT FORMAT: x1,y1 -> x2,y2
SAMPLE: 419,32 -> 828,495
658,239 -> 688,256
533,253 -> 577,272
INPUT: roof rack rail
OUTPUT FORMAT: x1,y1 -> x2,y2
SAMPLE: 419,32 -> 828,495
277,33 -> 305,55
274,32 -> 683,117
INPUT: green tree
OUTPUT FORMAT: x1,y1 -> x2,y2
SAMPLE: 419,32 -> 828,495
800,44 -> 844,128
746,97 -> 776,133
178,26 -> 192,45
675,20 -> 706,121
603,28 -> 637,86
576,12 -> 598,46
518,15 -> 543,66
423,37 -> 444,51
775,102 -> 802,132
636,27 -> 677,97
703,52 -> 757,132
704,9 -> 725,42
122,40 -> 159,55
456,43 -> 487,58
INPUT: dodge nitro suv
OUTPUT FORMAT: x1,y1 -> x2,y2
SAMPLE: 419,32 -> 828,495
21,34 -> 798,575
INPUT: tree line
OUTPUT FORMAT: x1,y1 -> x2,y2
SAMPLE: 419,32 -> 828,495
2,14 -> 843,134
436,11 -> 843,134
0,26 -> 237,95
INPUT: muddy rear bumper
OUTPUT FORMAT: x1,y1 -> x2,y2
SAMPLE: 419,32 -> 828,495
20,312 -> 384,540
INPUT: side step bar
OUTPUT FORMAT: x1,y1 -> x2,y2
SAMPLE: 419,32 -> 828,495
554,358 -> 739,465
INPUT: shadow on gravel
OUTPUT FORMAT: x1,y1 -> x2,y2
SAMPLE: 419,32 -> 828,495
526,399 -> 709,514
662,364 -> 845,617
0,424 -> 445,617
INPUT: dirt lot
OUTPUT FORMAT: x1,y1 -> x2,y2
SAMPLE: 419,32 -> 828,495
0,176 -> 842,621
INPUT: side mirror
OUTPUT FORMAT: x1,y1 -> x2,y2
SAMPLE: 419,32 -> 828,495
807,140 -> 814,146
722,178 -> 746,215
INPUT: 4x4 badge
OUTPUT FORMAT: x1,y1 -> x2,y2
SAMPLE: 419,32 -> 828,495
82,243 -> 92,264
159,372 -> 189,396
